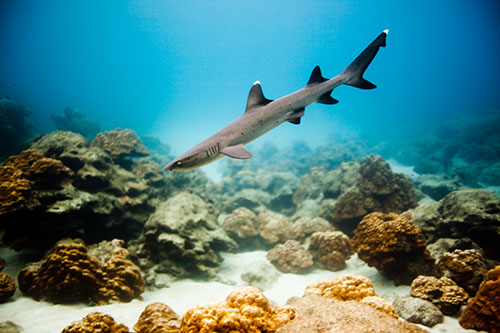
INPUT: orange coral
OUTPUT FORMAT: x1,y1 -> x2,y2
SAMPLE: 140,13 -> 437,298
61,312 -> 129,333
308,231 -> 353,271
351,212 -> 436,285
180,286 -> 295,332
410,275 -> 468,315
0,149 -> 73,215
134,302 -> 180,333
0,272 -> 16,302
304,275 -> 398,318
459,265 -> 500,333
18,240 -> 143,304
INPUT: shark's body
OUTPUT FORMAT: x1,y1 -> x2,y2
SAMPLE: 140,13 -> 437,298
165,30 -> 388,171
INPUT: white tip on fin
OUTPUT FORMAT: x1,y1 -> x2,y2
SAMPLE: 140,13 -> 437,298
253,81 -> 261,86
383,29 -> 389,35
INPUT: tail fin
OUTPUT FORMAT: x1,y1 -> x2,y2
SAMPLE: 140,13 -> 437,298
342,29 -> 388,89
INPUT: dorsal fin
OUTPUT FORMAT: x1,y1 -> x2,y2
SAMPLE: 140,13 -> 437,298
307,66 -> 329,86
245,81 -> 273,112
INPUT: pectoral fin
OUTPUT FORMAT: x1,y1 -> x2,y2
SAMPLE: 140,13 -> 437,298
220,144 -> 253,159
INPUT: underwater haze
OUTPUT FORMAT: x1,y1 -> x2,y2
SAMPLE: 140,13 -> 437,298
1,0 -> 500,177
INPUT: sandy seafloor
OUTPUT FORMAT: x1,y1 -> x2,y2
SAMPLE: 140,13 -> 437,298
0,248 -> 481,333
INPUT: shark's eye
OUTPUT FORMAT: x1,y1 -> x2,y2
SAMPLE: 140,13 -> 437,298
176,161 -> 182,166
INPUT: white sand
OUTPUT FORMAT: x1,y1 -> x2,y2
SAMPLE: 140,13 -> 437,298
0,250 -> 475,332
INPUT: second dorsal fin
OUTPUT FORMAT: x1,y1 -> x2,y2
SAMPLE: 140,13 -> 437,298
307,66 -> 329,86
245,81 -> 273,112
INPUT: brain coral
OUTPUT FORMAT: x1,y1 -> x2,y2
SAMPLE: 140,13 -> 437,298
18,240 -> 144,304
266,240 -> 313,273
61,312 -> 129,333
0,272 -> 16,302
304,275 -> 398,318
351,211 -> 436,285
459,265 -> 500,333
0,149 -> 73,215
134,302 -> 181,333
308,231 -> 353,271
180,286 -> 295,332
410,275 -> 468,316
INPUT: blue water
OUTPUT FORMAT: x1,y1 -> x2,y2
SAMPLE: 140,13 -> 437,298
1,0 -> 500,177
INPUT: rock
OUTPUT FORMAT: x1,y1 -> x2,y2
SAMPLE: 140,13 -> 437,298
427,237 -> 484,261
128,192 -> 237,280
412,189 -> 500,261
240,260 -> 280,290
223,207 -> 260,243
0,321 -> 23,333
459,265 -> 500,333
415,173 -> 463,201
332,155 -> 417,234
180,286 -> 295,332
91,128 -> 148,161
436,249 -> 488,296
17,239 -> 144,304
277,295 -> 426,333
0,272 -> 16,302
308,231 -> 353,271
410,275 -> 468,316
134,302 -> 180,333
258,212 -> 299,245
266,240 -> 313,273
351,212 -> 436,285
50,107 -> 100,140
392,295 -> 444,327
61,312 -> 129,333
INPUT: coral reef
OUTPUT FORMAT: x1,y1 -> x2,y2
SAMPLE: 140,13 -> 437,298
277,295 -> 426,333
331,155 -> 417,234
0,130 -> 169,251
240,261 -> 280,290
308,231 -> 353,271
304,275 -> 398,318
351,212 -> 436,285
459,265 -> 500,333
412,189 -> 500,261
436,249 -> 488,296
266,240 -> 314,273
0,272 -> 16,302
0,98 -> 34,161
134,302 -> 181,333
91,128 -> 148,162
414,174 -> 463,201
258,212 -> 300,245
18,239 -> 144,304
128,192 -> 237,281
223,207 -> 260,248
410,275 -> 468,315
392,295 -> 444,327
50,107 -> 100,140
61,312 -> 129,333
180,286 -> 295,332
291,216 -> 335,239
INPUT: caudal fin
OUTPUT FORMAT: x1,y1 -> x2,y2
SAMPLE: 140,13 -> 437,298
342,29 -> 388,89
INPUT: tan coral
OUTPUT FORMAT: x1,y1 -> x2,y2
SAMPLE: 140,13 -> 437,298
410,275 -> 468,315
180,286 -> 295,332
134,302 -> 181,333
91,128 -> 148,159
0,149 -> 73,215
18,240 -> 144,304
351,211 -> 436,285
223,207 -> 259,239
459,265 -> 500,333
304,275 -> 397,318
61,312 -> 129,333
0,272 -> 16,302
258,212 -> 300,244
308,231 -> 353,271
266,240 -> 313,273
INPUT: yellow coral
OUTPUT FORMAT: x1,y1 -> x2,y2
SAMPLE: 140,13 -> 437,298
61,312 -> 129,333
304,275 -> 398,318
180,286 -> 295,332
134,302 -> 180,333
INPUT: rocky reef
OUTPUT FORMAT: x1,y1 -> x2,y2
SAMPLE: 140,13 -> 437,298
50,107 -> 100,140
0,97 -> 34,161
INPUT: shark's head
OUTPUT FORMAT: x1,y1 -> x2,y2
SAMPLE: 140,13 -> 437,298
164,146 -> 219,171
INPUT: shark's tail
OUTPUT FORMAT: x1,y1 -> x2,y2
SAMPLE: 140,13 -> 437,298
341,29 -> 388,89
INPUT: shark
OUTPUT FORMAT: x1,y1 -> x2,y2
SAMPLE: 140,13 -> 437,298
164,30 -> 388,171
